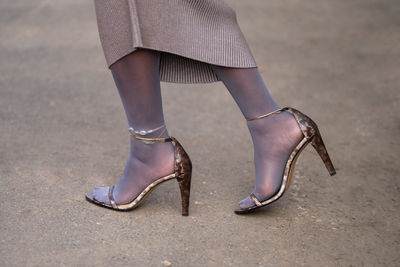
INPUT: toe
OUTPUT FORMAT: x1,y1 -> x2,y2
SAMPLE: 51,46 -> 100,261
234,195 -> 258,214
85,192 -> 95,201
90,186 -> 111,204
93,186 -> 106,191
238,195 -> 256,209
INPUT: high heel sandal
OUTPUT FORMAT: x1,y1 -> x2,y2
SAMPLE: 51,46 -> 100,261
85,129 -> 192,216
234,107 -> 336,214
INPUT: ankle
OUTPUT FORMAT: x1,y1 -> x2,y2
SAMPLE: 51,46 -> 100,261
247,111 -> 297,134
129,136 -> 173,159
127,124 -> 174,160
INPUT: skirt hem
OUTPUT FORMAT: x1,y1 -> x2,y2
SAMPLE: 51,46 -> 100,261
107,45 -> 258,84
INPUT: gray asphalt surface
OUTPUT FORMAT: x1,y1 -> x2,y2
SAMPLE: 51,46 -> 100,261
1,0 -> 399,266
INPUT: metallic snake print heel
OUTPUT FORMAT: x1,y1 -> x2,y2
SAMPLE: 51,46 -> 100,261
234,107 -> 336,214
85,131 -> 192,216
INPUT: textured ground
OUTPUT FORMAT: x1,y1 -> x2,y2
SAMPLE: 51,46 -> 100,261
0,0 -> 399,266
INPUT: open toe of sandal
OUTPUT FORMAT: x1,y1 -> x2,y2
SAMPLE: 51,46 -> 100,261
85,186 -> 113,208
234,193 -> 264,214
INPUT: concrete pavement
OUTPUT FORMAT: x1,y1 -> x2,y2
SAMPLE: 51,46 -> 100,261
0,0 -> 399,266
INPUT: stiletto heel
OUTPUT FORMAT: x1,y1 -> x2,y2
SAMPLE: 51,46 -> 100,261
235,106 -> 336,214
311,131 -> 336,176
177,171 -> 192,216
85,130 -> 193,216
173,138 -> 192,216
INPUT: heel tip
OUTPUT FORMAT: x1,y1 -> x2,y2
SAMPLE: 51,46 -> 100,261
182,213 -> 189,216
330,170 -> 336,176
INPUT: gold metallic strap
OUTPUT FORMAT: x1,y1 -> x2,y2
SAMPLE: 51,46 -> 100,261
129,127 -> 173,143
246,107 -> 288,121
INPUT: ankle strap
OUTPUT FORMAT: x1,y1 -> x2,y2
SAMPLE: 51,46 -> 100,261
130,133 -> 173,143
246,107 -> 288,121
129,128 -> 173,143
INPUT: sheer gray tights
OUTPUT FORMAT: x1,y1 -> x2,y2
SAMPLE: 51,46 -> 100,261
86,49 -> 175,205
210,66 -> 303,209
87,50 -> 303,208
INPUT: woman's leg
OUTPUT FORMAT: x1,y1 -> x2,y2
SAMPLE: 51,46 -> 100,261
86,49 -> 175,205
210,65 -> 304,208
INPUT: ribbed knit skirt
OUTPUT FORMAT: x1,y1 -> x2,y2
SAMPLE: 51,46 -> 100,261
94,0 -> 258,83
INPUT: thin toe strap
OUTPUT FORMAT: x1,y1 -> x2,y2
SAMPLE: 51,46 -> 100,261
108,185 -> 118,209
250,193 -> 262,206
